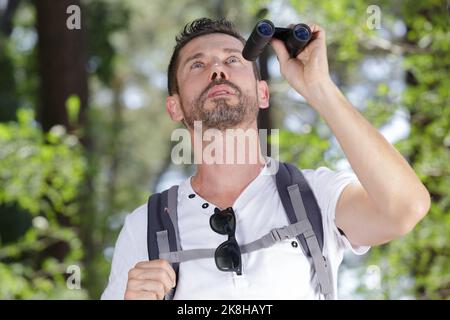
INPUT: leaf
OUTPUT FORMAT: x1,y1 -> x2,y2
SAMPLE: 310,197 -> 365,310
65,95 -> 81,125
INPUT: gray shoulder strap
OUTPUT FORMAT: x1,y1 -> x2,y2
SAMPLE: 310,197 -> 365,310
288,184 -> 333,300
160,248 -> 216,262
159,220 -> 310,262
156,185 -> 179,300
156,181 -> 334,299
160,220 -> 309,260
241,220 -> 310,252
156,230 -> 175,300
156,230 -> 170,256
167,185 -> 181,251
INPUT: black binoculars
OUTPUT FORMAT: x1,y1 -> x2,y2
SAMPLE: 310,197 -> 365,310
242,19 -> 312,61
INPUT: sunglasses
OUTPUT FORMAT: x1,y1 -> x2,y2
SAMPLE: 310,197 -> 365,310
209,207 -> 242,275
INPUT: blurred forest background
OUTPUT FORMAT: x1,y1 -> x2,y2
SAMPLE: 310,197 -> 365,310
0,0 -> 448,299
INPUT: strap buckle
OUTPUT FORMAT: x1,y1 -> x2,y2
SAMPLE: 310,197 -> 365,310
303,228 -> 316,240
270,226 -> 291,242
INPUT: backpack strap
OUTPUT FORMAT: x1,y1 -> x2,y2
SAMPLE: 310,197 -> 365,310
159,220 -> 311,262
275,161 -> 324,255
147,185 -> 180,300
167,185 -> 181,252
288,183 -> 333,299
147,162 -> 333,299
275,160 -> 332,299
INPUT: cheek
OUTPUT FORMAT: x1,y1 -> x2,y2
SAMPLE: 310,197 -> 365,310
178,86 -> 196,105
234,69 -> 258,90
179,76 -> 207,99
239,80 -> 259,97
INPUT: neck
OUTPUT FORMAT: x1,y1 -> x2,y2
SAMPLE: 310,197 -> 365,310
190,120 -> 266,207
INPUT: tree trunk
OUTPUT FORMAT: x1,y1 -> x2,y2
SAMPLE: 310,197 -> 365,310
34,0 -> 94,295
0,0 -> 21,36
34,0 -> 88,133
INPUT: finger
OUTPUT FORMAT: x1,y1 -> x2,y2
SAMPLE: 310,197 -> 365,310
158,260 -> 176,285
270,38 -> 290,64
296,49 -> 310,61
124,290 -> 158,300
134,260 -> 160,269
135,259 -> 171,272
307,23 -> 326,41
127,279 -> 166,299
129,268 -> 175,292
150,260 -> 176,285
134,260 -> 176,284
139,281 -> 166,300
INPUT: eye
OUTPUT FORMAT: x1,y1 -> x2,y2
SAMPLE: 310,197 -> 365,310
226,56 -> 240,64
191,61 -> 205,69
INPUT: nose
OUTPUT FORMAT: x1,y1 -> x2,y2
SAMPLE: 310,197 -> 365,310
209,61 -> 229,81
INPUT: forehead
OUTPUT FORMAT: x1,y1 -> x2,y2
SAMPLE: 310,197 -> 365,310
179,33 -> 244,61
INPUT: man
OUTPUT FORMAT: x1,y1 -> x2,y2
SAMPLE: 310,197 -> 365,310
101,18 -> 430,300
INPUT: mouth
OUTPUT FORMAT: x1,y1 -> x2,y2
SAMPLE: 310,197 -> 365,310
207,84 -> 235,99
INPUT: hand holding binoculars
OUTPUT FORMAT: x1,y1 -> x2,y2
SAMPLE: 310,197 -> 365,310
242,19 -> 312,61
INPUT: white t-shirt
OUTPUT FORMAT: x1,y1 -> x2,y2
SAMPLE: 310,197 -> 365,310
101,158 -> 369,300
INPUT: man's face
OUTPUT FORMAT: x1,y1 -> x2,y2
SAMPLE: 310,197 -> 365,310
170,33 -> 268,130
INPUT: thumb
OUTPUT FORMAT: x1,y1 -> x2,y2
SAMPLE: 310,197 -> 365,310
270,38 -> 290,65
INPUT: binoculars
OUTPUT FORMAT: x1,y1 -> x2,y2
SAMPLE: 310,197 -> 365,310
242,19 -> 312,61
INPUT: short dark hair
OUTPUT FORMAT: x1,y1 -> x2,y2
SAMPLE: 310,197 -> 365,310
167,17 -> 260,95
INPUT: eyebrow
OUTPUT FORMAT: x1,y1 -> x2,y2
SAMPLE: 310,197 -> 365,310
182,52 -> 204,67
223,48 -> 242,54
182,48 -> 243,67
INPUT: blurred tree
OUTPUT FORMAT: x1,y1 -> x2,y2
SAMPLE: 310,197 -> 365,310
273,0 -> 449,299
0,0 -> 21,36
0,0 -> 26,122
0,109 -> 87,299
0,0 -> 131,299
0,0 -> 447,300
370,0 -> 449,299
34,0 -> 88,133
78,0 -> 131,298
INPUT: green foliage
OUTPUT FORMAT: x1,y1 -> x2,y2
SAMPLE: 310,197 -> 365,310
84,0 -> 131,84
66,95 -> 81,126
0,1 -> 38,121
278,128 -> 331,169
267,0 -> 449,299
0,39 -> 19,121
0,109 -> 88,299
366,0 -> 450,299
0,109 -> 85,216
0,0 -> 447,300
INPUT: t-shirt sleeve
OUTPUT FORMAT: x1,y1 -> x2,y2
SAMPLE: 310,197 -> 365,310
100,216 -> 135,300
100,206 -> 148,300
302,167 -> 370,255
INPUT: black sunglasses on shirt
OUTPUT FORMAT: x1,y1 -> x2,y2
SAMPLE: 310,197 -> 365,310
209,207 -> 242,275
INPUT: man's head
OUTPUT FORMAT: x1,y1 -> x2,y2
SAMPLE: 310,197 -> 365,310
166,18 -> 269,131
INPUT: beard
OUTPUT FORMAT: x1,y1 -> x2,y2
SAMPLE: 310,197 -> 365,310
182,79 -> 259,131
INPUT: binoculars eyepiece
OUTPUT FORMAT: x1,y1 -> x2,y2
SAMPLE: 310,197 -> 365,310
242,19 -> 312,61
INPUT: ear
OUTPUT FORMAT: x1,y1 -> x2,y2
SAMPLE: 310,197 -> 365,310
166,94 -> 184,122
257,80 -> 270,109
